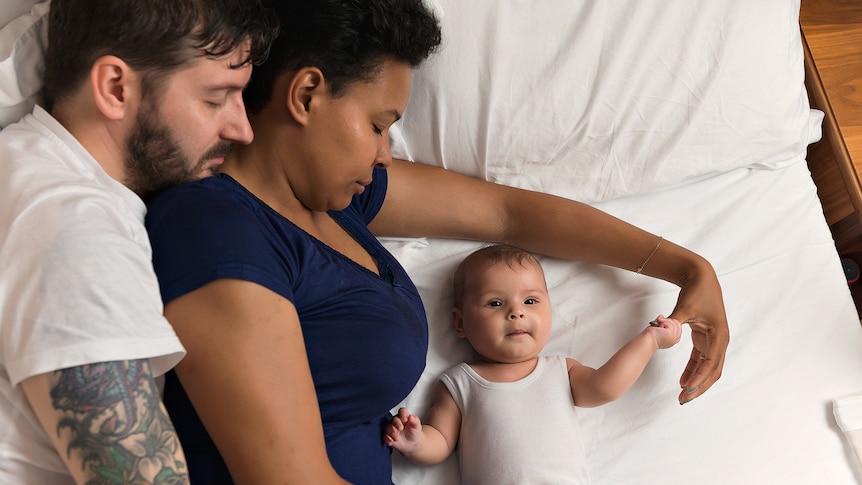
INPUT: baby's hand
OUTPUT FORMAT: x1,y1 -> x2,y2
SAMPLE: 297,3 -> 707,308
383,407 -> 424,454
647,315 -> 683,349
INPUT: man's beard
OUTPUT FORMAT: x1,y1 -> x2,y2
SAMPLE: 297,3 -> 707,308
125,103 -> 230,199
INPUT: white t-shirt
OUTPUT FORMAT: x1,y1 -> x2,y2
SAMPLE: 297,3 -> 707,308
441,355 -> 591,485
0,106 -> 185,483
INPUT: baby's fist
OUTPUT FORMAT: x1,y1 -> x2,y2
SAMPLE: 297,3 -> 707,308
647,315 -> 682,349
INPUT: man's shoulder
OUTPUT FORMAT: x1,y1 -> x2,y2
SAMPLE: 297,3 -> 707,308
0,111 -> 139,220
0,137 -> 147,272
0,110 -> 85,180
0,110 -> 46,149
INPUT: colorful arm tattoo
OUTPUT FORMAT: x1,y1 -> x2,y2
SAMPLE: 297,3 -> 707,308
50,360 -> 189,485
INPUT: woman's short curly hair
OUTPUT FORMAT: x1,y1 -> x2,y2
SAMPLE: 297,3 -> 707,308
244,0 -> 442,114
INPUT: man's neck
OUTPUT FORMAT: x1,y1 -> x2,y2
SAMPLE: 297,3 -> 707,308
52,100 -> 129,186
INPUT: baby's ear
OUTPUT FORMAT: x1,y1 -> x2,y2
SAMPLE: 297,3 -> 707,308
451,307 -> 467,338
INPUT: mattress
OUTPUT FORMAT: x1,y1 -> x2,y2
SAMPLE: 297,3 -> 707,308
384,159 -> 862,484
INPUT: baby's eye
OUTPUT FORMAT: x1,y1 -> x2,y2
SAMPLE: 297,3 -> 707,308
487,300 -> 503,307
524,298 -> 538,305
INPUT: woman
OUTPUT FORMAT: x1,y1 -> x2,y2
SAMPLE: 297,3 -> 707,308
145,0 -> 729,483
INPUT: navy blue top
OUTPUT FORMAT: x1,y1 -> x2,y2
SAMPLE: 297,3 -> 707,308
145,169 -> 428,484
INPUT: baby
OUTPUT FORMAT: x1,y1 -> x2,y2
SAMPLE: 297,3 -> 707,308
384,244 -> 682,484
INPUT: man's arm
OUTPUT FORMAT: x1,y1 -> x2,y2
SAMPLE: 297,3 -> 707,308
20,360 -> 189,485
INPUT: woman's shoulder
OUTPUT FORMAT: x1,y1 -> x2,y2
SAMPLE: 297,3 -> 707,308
146,174 -> 264,231
148,173 -> 245,210
146,175 -> 303,303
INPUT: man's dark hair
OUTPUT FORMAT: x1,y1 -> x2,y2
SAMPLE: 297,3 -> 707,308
244,0 -> 442,114
43,0 -> 280,110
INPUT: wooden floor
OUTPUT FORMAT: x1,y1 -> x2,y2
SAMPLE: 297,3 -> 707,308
800,0 -> 862,252
800,0 -> 862,173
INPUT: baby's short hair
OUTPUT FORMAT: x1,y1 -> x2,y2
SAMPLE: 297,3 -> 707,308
452,244 -> 544,308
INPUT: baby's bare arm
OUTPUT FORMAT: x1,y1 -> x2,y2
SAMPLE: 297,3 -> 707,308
569,315 -> 682,407
384,382 -> 462,465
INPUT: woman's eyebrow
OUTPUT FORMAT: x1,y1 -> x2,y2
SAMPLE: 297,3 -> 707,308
387,109 -> 402,122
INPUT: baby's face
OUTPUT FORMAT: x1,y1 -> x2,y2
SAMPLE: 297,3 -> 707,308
456,261 -> 552,364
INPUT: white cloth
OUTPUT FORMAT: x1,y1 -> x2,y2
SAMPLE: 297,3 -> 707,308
389,0 -> 816,203
833,392 -> 862,473
0,1 -> 48,128
0,106 -> 185,482
441,355 -> 591,485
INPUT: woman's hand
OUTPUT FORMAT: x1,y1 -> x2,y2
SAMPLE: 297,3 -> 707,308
666,258 -> 729,404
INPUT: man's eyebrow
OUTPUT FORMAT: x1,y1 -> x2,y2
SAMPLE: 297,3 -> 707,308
201,80 -> 251,92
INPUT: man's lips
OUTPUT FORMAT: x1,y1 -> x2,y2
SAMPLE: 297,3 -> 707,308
202,155 -> 225,170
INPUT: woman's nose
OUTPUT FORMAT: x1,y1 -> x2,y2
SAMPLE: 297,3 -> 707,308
374,137 -> 392,168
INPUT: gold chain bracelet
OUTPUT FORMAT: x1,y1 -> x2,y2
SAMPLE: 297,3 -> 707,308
635,236 -> 663,275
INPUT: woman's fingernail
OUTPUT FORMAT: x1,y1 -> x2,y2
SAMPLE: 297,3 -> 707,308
686,386 -> 699,395
680,398 -> 694,405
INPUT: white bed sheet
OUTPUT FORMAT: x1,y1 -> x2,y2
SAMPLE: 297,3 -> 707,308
383,159 -> 862,484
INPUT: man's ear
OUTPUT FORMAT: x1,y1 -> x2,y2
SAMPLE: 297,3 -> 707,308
452,307 -> 467,338
285,67 -> 325,125
89,55 -> 138,121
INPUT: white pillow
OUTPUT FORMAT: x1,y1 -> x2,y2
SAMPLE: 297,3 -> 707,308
391,0 -> 819,202
0,0 -> 44,27
0,1 -> 48,128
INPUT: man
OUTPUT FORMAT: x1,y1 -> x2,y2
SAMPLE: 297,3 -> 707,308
0,0 -> 278,483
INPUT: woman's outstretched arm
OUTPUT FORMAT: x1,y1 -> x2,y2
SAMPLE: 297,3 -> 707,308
370,159 -> 728,402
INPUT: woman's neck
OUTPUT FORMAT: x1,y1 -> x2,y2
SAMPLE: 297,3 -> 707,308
221,126 -> 309,221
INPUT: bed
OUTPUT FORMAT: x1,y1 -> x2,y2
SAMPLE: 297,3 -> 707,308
382,1 -> 862,484
3,1 -> 862,484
